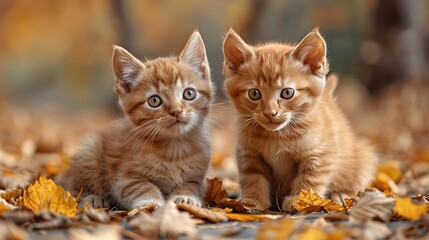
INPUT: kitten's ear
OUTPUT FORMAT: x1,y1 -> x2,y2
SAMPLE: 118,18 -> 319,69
112,45 -> 145,93
223,29 -> 255,74
290,28 -> 329,76
179,31 -> 210,81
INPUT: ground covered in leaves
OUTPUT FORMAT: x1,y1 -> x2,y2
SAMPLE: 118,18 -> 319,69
1,80 -> 429,239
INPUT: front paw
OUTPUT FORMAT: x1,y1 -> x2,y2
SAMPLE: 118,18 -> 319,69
170,195 -> 202,207
282,196 -> 298,213
131,198 -> 165,210
241,198 -> 269,211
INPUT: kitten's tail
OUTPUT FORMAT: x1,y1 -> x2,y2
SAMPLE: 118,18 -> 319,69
324,74 -> 338,97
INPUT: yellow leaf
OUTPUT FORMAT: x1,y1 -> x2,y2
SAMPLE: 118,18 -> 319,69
374,172 -> 393,191
0,201 -> 9,215
22,176 -> 78,217
394,197 -> 427,220
256,218 -> 295,240
225,213 -> 279,222
297,228 -> 327,240
377,160 -> 402,182
293,189 -> 331,213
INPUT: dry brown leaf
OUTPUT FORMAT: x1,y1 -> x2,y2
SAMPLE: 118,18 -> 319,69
394,197 -> 428,220
205,178 -> 228,207
177,203 -> 227,223
127,204 -> 157,216
0,188 -> 22,201
129,200 -> 198,239
21,175 -> 78,217
82,203 -> 111,223
349,190 -> 394,223
220,198 -> 255,213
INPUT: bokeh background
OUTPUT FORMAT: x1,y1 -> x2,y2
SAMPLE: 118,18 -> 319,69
1,0 -> 429,189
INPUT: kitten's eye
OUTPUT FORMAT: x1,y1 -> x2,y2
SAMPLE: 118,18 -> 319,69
280,88 -> 295,99
148,95 -> 163,108
248,89 -> 261,101
183,88 -> 197,100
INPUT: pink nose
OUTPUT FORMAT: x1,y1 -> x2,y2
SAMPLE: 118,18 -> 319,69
264,111 -> 278,119
170,110 -> 183,118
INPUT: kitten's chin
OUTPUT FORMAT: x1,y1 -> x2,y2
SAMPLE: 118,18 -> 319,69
256,120 -> 289,132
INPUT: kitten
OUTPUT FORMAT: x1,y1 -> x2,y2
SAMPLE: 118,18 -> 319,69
223,28 -> 377,212
64,31 -> 213,210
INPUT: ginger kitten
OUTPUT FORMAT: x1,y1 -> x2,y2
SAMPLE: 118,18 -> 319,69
64,31 -> 213,210
223,29 -> 377,212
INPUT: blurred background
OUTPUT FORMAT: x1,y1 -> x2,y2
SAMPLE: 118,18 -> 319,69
1,0 -> 429,190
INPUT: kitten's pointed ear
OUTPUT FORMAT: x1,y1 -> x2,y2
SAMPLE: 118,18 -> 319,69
223,29 -> 255,74
112,45 -> 145,93
179,31 -> 210,81
290,28 -> 329,76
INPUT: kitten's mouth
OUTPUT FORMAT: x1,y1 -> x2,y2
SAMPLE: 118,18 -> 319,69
254,116 -> 291,131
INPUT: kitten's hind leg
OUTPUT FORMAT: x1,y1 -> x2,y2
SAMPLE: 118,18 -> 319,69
81,194 -> 111,209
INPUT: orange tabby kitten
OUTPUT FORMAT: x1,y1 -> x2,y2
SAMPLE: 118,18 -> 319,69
223,28 -> 377,212
64,31 -> 213,210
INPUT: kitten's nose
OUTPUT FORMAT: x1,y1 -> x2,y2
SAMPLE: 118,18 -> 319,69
263,111 -> 278,120
170,109 -> 183,118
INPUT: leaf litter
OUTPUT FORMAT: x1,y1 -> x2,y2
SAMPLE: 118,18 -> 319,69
1,81 -> 429,239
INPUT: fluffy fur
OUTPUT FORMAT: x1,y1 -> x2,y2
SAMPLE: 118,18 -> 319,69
223,28 -> 377,212
64,31 -> 213,210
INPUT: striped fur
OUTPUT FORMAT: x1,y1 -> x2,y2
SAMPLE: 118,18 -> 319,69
64,32 -> 213,210
223,29 -> 377,212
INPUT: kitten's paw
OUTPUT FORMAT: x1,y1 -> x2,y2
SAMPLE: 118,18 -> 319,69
131,198 -> 165,209
170,195 -> 202,207
81,195 -> 110,209
282,196 -> 298,213
241,198 -> 268,211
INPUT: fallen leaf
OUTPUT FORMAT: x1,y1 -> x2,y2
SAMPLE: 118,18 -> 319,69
0,221 -> 28,240
69,224 -> 122,240
21,175 -> 78,217
0,201 -> 9,215
394,197 -> 427,220
0,188 -> 23,201
177,203 -> 227,223
127,204 -> 157,216
205,178 -> 228,207
256,218 -> 296,240
374,172 -> 397,191
294,189 -> 330,212
378,160 -> 402,182
349,190 -> 394,223
220,198 -> 255,213
82,203 -> 111,223
351,220 -> 392,240
225,213 -> 281,222
0,197 -> 18,214
129,200 -> 198,239
297,228 -> 327,240
293,189 -> 349,213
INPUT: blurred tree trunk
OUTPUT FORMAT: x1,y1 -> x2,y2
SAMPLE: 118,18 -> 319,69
366,0 -> 427,95
111,0 -> 134,51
